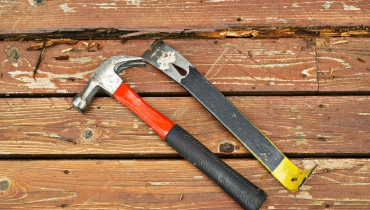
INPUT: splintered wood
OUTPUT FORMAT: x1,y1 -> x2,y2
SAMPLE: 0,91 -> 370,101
27,39 -> 77,50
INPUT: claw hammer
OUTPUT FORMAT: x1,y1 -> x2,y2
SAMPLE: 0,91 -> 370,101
72,56 -> 267,210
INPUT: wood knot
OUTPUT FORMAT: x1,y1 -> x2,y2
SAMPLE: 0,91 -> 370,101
219,142 -> 235,153
0,178 -> 10,192
82,128 -> 94,141
6,46 -> 20,63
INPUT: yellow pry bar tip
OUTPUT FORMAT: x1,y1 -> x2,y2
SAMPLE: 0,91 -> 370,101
271,157 -> 317,192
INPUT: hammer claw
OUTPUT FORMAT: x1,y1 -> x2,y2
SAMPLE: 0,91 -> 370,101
114,61 -> 146,74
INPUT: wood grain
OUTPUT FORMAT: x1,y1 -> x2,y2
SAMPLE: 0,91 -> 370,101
0,38 -> 317,95
0,96 -> 368,156
0,159 -> 368,209
1,0 -> 370,35
317,37 -> 370,93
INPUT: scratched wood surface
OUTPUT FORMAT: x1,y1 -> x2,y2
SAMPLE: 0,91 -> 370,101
0,96 -> 369,157
316,37 -> 370,93
1,38 -> 318,95
0,159 -> 368,209
2,38 -> 370,96
1,0 -> 370,35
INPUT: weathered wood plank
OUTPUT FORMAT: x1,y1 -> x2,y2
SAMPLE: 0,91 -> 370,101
317,37 -> 370,93
0,159 -> 368,209
0,39 -> 317,95
1,0 -> 370,36
0,96 -> 369,156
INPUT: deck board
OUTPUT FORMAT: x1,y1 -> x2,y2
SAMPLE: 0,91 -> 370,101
0,159 -> 369,209
0,38 -> 318,95
317,37 -> 370,93
1,0 -> 370,35
0,96 -> 369,157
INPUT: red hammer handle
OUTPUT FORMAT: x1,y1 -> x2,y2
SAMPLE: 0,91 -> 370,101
113,83 -> 175,139
113,82 -> 266,210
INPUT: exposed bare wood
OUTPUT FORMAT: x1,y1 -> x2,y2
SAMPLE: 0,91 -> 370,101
26,39 -> 78,51
0,96 -> 368,156
317,38 -> 370,93
0,38 -> 318,95
1,0 -> 370,36
0,159 -> 369,209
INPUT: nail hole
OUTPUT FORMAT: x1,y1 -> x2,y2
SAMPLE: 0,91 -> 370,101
236,17 -> 242,22
317,137 -> 326,141
64,170 -> 70,174
32,0 -> 45,5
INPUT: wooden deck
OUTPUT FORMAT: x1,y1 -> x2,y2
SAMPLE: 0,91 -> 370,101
1,1 -> 370,209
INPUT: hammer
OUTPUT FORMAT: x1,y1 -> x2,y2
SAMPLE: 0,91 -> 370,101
72,56 -> 267,210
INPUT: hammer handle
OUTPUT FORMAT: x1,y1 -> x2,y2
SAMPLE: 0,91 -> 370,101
113,83 -> 267,210
113,83 -> 175,139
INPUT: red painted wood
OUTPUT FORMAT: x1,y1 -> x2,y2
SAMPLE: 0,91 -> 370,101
113,83 -> 175,139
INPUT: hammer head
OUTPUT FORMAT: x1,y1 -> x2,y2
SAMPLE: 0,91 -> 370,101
72,56 -> 145,113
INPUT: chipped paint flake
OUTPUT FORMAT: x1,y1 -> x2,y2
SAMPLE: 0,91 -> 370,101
322,1 -> 333,10
194,176 -> 203,179
333,40 -> 348,45
133,122 -> 139,129
342,3 -> 361,11
301,67 -> 316,77
28,0 -> 37,6
296,191 -> 313,199
59,3 -> 76,13
125,0 -> 141,7
268,206 -> 276,210
266,17 -> 289,24
292,3 -> 299,8
148,182 -> 170,186
70,57 -> 92,64
0,150 -> 10,154
319,57 -> 351,68
157,51 -> 176,70
8,70 -> 91,90
278,190 -> 288,193
99,3 -> 117,9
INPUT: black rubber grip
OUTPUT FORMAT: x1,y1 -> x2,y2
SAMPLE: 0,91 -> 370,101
165,124 -> 267,210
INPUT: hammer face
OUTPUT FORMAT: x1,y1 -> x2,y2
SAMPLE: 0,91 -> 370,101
72,56 -> 145,113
